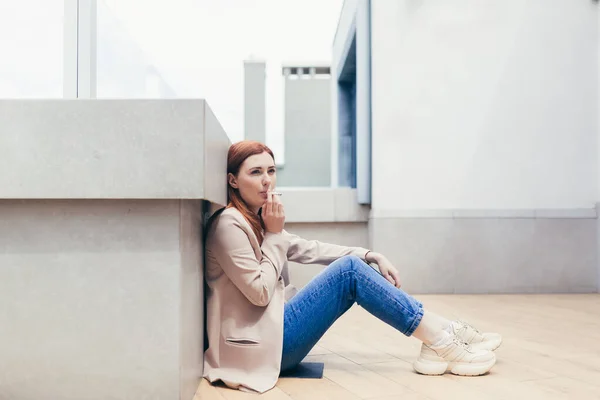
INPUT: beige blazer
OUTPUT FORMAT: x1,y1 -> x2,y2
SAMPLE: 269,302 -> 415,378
202,207 -> 370,393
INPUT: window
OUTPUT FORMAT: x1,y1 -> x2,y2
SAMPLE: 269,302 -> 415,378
0,1 -> 64,98
96,0 -> 177,98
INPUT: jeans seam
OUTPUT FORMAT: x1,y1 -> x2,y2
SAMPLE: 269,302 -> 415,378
405,305 -> 424,336
344,267 -> 415,316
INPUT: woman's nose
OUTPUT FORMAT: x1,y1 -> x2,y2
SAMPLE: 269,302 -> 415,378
262,175 -> 271,186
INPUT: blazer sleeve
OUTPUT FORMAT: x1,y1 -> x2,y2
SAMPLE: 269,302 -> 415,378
211,214 -> 290,307
282,229 -> 370,265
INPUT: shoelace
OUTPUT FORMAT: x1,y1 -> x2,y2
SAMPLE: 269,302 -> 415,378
449,322 -> 476,349
452,337 -> 473,351
457,320 -> 482,335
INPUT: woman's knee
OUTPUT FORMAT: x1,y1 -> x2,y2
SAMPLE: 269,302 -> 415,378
329,255 -> 368,278
334,255 -> 361,270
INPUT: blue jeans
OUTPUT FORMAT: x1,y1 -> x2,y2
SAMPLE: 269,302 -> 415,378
280,255 -> 424,372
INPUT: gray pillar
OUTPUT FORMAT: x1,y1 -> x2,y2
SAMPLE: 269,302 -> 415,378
244,60 -> 266,143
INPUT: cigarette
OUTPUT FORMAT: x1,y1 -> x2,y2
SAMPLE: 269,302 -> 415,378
271,192 -> 283,196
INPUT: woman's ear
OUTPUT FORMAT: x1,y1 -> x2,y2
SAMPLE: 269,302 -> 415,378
228,173 -> 238,189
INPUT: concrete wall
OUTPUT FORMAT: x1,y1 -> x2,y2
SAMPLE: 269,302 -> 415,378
277,187 -> 369,288
286,222 -> 369,289
365,0 -> 598,293
276,70 -> 332,187
0,99 -> 231,399
0,200 -> 205,400
279,187 -> 369,223
370,214 -> 597,294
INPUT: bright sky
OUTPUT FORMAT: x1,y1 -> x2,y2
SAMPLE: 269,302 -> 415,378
102,0 -> 345,158
0,0 -> 344,160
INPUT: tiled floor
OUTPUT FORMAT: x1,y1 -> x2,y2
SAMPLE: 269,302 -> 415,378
195,294 -> 600,400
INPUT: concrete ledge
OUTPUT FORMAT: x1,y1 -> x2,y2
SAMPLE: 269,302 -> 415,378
278,187 -> 370,222
370,208 -> 598,219
0,99 -> 228,204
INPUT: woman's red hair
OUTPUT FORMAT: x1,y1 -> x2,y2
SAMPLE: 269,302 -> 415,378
226,140 -> 275,244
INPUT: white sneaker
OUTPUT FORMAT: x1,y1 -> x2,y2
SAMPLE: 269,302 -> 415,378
413,335 -> 496,376
450,320 -> 502,351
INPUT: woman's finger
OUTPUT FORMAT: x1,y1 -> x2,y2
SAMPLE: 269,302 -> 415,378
266,192 -> 274,215
272,193 -> 281,205
391,270 -> 402,288
383,271 -> 395,286
387,276 -> 396,286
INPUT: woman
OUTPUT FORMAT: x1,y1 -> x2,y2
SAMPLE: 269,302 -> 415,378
203,141 -> 501,394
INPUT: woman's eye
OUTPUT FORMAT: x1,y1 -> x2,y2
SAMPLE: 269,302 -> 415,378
252,170 -> 260,175
268,169 -> 275,174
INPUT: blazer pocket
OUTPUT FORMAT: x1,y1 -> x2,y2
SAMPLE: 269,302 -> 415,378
225,337 -> 261,347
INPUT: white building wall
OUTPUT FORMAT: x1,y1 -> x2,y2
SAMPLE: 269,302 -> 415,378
597,3 -> 600,293
357,0 -> 599,294
370,0 -> 598,212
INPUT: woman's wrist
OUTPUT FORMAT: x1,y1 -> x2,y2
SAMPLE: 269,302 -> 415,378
365,251 -> 385,264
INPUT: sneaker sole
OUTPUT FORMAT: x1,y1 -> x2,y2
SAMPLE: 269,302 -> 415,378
413,355 -> 496,376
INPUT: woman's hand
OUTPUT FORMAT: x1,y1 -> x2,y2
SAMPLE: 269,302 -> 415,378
262,192 -> 285,233
367,252 -> 402,288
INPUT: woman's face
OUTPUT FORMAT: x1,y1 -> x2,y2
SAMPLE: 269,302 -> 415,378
229,151 -> 277,213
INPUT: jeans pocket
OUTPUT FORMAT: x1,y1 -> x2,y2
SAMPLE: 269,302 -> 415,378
225,337 -> 261,347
